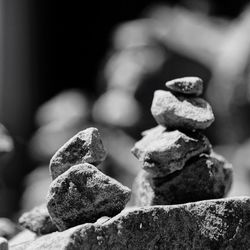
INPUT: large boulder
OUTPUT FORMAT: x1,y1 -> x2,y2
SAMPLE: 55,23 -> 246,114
12,197 -> 250,249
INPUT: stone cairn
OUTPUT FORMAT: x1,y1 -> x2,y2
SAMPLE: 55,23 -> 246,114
132,77 -> 233,205
13,81 -> 250,249
18,127 -> 131,233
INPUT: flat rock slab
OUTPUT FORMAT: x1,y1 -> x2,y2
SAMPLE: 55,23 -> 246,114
133,152 -> 233,206
19,204 -> 58,235
12,197 -> 250,250
49,127 -> 107,180
151,90 -> 214,130
131,126 -> 211,177
47,164 -> 131,231
165,76 -> 203,96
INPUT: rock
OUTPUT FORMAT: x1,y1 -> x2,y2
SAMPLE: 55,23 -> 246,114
0,218 -> 19,239
165,76 -> 203,96
49,127 -> 107,180
151,90 -> 214,130
12,197 -> 250,249
47,164 -> 131,231
133,153 -> 232,206
131,127 -> 211,177
18,204 -> 58,235
0,237 -> 8,250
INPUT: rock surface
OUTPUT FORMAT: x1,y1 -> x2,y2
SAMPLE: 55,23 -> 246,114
19,204 -> 58,235
131,127 -> 211,177
47,164 -> 131,231
165,76 -> 203,96
133,153 -> 233,206
49,127 -> 107,179
0,237 -> 8,250
12,197 -> 250,250
151,90 -> 214,130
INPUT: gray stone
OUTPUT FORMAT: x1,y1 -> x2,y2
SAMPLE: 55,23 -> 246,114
151,90 -> 214,130
165,76 -> 203,96
47,164 -> 131,231
131,127 -> 211,177
49,127 -> 107,180
133,152 -> 232,206
12,197 -> 250,250
0,237 -> 8,250
18,204 -> 58,235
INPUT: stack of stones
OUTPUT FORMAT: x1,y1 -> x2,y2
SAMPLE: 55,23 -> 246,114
132,77 -> 233,205
19,127 -> 131,233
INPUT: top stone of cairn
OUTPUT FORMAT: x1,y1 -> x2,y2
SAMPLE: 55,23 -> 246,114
165,76 -> 203,96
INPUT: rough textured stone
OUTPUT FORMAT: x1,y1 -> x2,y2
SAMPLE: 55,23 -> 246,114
133,152 -> 232,206
47,164 -> 131,231
0,237 -> 8,250
151,90 -> 214,130
131,127 -> 211,177
49,127 -> 107,180
165,76 -> 203,96
12,197 -> 250,250
19,204 -> 58,235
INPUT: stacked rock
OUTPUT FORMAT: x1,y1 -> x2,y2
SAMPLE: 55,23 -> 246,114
132,77 -> 233,205
19,127 -> 131,233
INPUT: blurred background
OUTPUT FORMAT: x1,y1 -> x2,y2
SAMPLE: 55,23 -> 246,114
0,0 -> 250,231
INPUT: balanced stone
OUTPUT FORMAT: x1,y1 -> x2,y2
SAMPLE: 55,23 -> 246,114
131,126 -> 211,177
165,76 -> 203,96
47,164 -> 131,231
151,90 -> 214,130
12,197 -> 250,250
19,204 -> 58,235
49,127 -> 107,180
133,152 -> 232,206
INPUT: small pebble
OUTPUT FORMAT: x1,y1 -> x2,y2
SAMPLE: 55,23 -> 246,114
165,76 -> 203,96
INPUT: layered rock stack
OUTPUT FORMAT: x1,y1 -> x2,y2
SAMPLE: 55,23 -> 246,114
132,77 -> 233,205
18,127 -> 131,233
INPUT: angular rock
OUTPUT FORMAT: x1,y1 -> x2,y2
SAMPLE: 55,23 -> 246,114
131,127 -> 211,177
151,90 -> 214,130
0,237 -> 8,250
47,164 -> 131,231
49,127 -> 107,180
12,197 -> 250,250
165,76 -> 203,96
19,204 -> 58,235
133,153 -> 232,206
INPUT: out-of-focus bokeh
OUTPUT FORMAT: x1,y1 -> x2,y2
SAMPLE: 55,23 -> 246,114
0,0 -> 250,231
